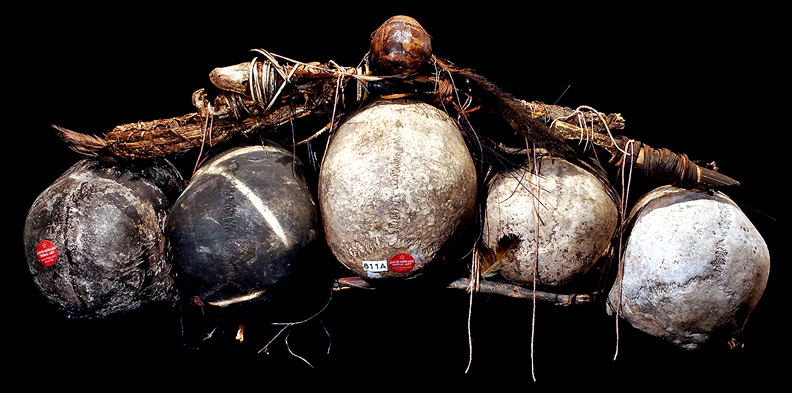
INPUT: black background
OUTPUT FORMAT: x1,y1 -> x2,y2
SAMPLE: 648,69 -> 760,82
11,3 -> 785,388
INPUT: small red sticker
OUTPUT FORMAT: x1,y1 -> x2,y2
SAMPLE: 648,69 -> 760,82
388,253 -> 415,273
36,240 -> 58,266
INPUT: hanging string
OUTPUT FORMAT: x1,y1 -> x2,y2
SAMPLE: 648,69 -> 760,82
613,138 -> 636,360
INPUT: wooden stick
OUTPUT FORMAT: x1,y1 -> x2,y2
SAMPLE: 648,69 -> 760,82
519,100 -> 739,188
331,276 -> 595,306
54,50 -> 739,188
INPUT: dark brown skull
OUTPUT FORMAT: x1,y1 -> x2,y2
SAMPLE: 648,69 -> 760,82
369,15 -> 432,76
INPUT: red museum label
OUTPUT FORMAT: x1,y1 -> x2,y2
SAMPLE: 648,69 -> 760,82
36,240 -> 58,266
388,253 -> 415,273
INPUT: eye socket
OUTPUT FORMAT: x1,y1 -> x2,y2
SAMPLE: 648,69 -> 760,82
369,15 -> 433,76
